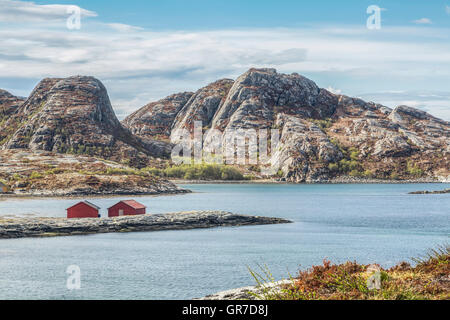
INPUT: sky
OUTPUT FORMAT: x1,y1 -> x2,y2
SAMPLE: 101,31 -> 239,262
0,0 -> 449,120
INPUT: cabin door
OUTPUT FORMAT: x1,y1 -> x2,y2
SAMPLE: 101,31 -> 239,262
119,209 -> 124,216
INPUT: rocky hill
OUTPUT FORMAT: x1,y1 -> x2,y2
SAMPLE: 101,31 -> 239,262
0,149 -> 185,196
123,92 -> 194,141
0,76 -> 170,167
1,69 -> 448,183
125,68 -> 450,182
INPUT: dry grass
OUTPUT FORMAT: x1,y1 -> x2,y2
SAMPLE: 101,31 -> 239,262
250,246 -> 449,300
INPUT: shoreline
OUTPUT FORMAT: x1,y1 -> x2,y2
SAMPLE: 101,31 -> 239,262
1,179 -> 448,200
198,280 -> 292,300
0,189 -> 191,200
171,177 -> 446,185
0,211 -> 292,239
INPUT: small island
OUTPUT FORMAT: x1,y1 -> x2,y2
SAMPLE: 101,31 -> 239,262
0,211 -> 291,239
409,189 -> 450,194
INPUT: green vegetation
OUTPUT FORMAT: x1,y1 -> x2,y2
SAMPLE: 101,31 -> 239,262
310,118 -> 333,131
326,144 -> 377,178
77,163 -> 245,181
390,171 -> 400,180
43,168 -> 66,175
248,246 -> 449,300
65,143 -> 112,158
327,146 -> 367,176
29,171 -> 43,179
407,161 -> 424,177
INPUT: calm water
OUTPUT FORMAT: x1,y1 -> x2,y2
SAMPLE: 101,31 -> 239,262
0,183 -> 448,300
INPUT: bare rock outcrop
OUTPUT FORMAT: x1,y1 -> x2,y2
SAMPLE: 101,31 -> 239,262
125,68 -> 449,181
4,69 -> 447,182
123,92 -> 194,140
172,79 -> 234,136
0,76 -> 169,166
0,89 -> 25,120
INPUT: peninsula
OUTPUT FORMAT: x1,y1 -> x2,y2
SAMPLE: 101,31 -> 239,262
0,211 -> 291,239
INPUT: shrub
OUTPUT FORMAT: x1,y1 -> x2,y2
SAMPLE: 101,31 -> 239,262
349,147 -> 360,161
349,169 -> 361,177
407,161 -> 424,177
104,167 -> 140,176
29,171 -> 43,179
328,163 -> 339,172
363,170 -> 374,178
248,245 -> 449,300
390,172 -> 399,180
146,163 -> 244,181
339,159 -> 360,172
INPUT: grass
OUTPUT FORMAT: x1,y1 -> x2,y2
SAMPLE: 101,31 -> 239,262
407,161 -> 425,177
77,163 -> 246,181
248,245 -> 449,300
142,163 -> 245,181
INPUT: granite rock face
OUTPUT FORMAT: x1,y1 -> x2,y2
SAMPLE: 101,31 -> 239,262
2,69 -> 448,182
126,68 -> 450,182
210,68 -> 332,131
123,92 -> 194,140
171,79 -> 234,137
0,89 -> 25,123
0,76 -> 169,166
274,114 -> 343,182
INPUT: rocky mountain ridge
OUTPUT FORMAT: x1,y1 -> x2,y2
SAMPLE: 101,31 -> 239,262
1,69 -> 448,183
0,89 -> 25,124
124,68 -> 449,182
0,76 -> 170,167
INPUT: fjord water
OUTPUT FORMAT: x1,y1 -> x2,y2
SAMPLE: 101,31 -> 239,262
0,183 -> 448,300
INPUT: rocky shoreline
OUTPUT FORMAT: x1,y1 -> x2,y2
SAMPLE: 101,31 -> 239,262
198,280 -> 292,300
0,187 -> 191,198
171,176 -> 446,184
0,211 -> 291,239
409,189 -> 450,194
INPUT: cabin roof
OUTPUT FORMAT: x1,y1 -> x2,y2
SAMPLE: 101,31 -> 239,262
109,200 -> 146,210
67,201 -> 101,211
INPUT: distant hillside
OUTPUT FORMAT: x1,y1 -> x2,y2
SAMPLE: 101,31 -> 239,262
0,89 -> 25,124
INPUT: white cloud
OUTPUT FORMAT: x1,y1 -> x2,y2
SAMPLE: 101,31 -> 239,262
0,0 -> 97,22
1,25 -> 449,120
446,5 -> 450,14
107,23 -> 143,32
357,91 -> 450,121
326,87 -> 342,95
0,4 -> 449,120
412,18 -> 432,25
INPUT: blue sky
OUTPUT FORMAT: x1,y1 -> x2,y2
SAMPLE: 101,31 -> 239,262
1,0 -> 449,120
31,0 -> 450,30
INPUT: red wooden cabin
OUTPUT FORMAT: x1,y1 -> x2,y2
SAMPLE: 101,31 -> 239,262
67,201 -> 100,219
108,200 -> 146,217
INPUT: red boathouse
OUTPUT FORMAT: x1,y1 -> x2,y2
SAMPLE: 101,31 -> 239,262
67,201 -> 100,219
108,200 -> 146,217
